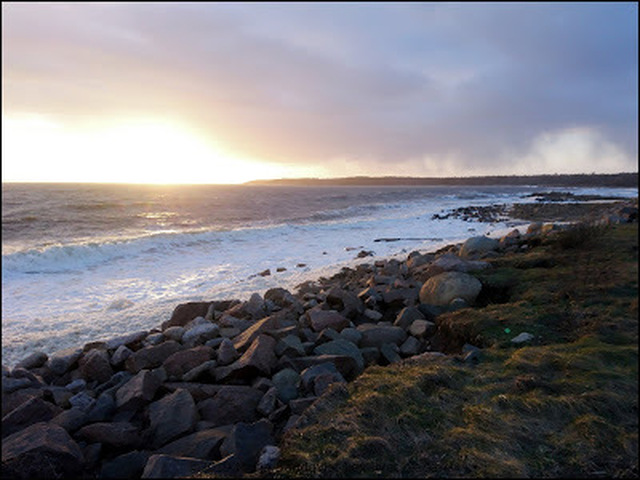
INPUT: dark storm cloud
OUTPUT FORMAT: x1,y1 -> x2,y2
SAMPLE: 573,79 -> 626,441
2,2 -> 637,175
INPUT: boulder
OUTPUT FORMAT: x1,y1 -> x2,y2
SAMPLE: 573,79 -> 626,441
75,422 -> 141,448
419,271 -> 482,306
300,363 -> 346,393
79,349 -> 113,384
459,236 -> 500,258
257,445 -> 281,471
271,368 -> 300,403
162,302 -> 212,330
110,345 -> 133,367
162,346 -> 212,379
313,339 -> 364,375
357,324 -> 407,349
216,338 -> 240,366
158,428 -> 228,459
432,253 -> 491,273
105,330 -> 148,351
2,396 -> 63,437
216,334 -> 277,382
100,450 -> 151,479
325,287 -> 364,319
47,347 -> 83,376
198,386 -> 263,427
307,309 -> 350,333
393,306 -> 425,330
220,419 -> 274,473
2,422 -> 84,479
125,340 -> 182,373
182,323 -> 220,348
409,319 -> 436,337
232,313 -> 292,352
15,352 -> 48,370
51,406 -> 89,433
115,369 -> 162,410
141,454 -> 216,479
244,293 -> 268,320
148,388 -> 198,447
285,355 -> 359,381
275,334 -> 306,357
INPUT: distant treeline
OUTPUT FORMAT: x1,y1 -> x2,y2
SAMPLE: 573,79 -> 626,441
247,173 -> 638,188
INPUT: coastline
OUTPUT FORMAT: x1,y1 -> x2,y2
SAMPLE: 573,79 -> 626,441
1,195 -> 637,478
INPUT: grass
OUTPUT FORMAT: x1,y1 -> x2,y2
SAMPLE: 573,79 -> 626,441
268,223 -> 638,478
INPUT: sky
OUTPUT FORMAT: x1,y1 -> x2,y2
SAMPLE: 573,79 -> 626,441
2,2 -> 638,184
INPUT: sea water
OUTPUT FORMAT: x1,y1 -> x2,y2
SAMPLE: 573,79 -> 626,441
2,183 -> 636,367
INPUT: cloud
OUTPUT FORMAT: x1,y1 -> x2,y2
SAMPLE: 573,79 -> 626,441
2,2 -> 637,177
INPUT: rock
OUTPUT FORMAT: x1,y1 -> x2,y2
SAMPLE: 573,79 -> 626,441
162,302 -> 212,330
163,326 -> 185,342
526,222 -> 543,235
75,421 -> 141,448
219,314 -> 252,331
182,323 -> 220,348
2,388 -> 44,417
271,368 -> 300,403
68,391 -> 95,411
15,352 -> 48,370
419,271 -> 482,306
363,308 -> 383,321
286,355 -> 359,381
338,327 -> 363,346
47,347 -> 83,376
393,306 -> 425,330
2,377 -> 34,394
264,288 -> 301,310
162,346 -> 212,379
86,392 -> 116,423
100,450 -> 151,479
144,333 -> 165,346
141,454 -> 215,479
433,253 -> 491,272
216,334 -> 277,382
65,378 -> 87,393
233,313 -> 293,352
196,454 -> 241,477
357,324 -> 407,349
511,332 -> 535,344
313,339 -> 364,375
216,338 -> 240,366
275,334 -> 306,357
500,229 -> 521,247
104,330 -> 148,351
2,396 -> 63,437
198,385 -> 263,427
148,388 -> 197,447
380,343 -> 402,365
257,445 -> 280,470
110,345 -> 133,367
325,287 -> 364,319
79,349 -> 113,384
182,360 -> 217,382
125,340 -> 182,373
459,236 -> 500,258
159,428 -> 228,459
2,422 -> 84,479
244,293 -> 268,319
220,419 -> 274,472
256,387 -> 278,416
409,319 -> 436,337
289,396 -> 317,415
51,406 -> 89,433
115,369 -> 163,410
300,363 -> 346,394
400,336 -> 421,356
307,309 -> 350,333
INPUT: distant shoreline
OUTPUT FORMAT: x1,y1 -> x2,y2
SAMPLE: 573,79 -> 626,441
246,172 -> 638,188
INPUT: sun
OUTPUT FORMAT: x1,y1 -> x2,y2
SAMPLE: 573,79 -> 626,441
2,115 -> 301,184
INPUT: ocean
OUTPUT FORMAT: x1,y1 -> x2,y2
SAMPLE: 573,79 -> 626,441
2,183 -> 636,367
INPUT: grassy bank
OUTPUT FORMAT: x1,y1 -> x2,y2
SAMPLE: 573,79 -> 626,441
270,222 -> 638,478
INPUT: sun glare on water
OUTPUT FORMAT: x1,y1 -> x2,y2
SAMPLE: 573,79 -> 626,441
2,115 -> 291,184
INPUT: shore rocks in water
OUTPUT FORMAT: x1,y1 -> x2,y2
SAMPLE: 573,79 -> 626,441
4,221 -> 621,478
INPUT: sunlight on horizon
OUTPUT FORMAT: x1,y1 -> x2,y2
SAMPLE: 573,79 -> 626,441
2,115 -> 320,185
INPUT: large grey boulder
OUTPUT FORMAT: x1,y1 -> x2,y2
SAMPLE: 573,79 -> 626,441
75,422 -> 141,448
198,386 -> 263,427
125,340 -> 182,373
2,422 -> 84,479
220,419 -> 275,473
115,369 -> 162,410
162,346 -> 212,379
158,428 -> 228,459
47,347 -> 83,376
271,368 -> 300,403
459,236 -> 499,258
313,339 -> 364,375
216,334 -> 277,382
79,349 -> 113,384
419,271 -> 482,306
148,388 -> 198,447
307,309 -> 350,333
357,324 -> 407,349
2,396 -> 63,437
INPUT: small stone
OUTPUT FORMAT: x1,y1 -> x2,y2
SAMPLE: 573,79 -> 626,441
511,332 -> 535,344
257,445 -> 280,470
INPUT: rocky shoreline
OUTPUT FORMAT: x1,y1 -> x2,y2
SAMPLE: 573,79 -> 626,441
2,196 -> 637,479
